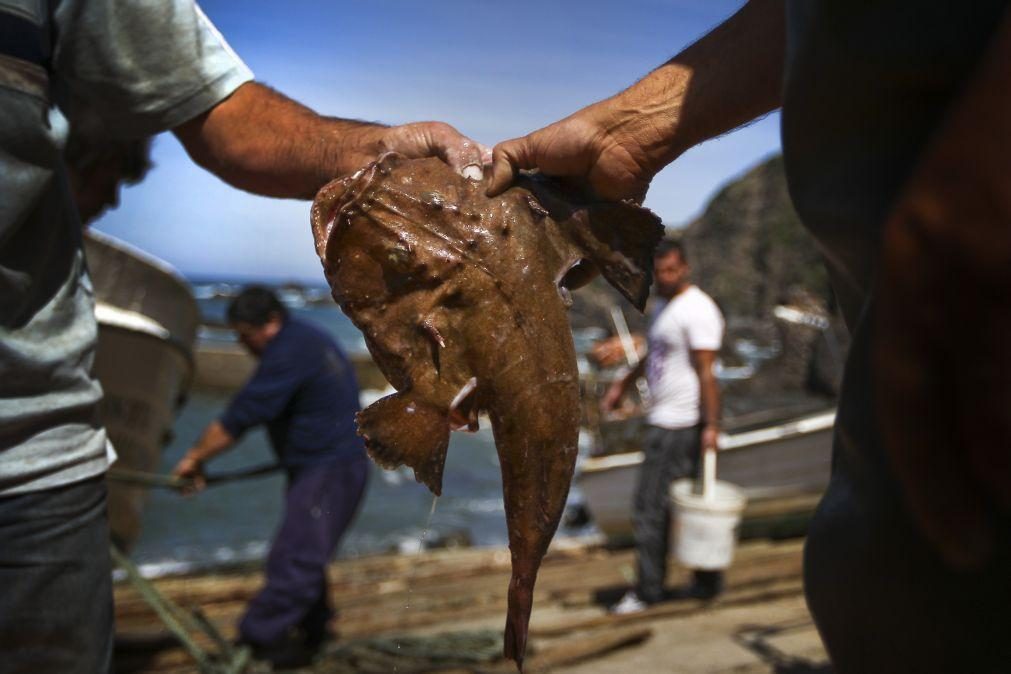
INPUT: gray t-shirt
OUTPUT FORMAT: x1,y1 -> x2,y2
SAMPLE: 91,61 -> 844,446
0,0 -> 252,495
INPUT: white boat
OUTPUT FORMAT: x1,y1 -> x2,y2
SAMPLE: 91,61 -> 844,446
575,409 -> 836,545
84,231 -> 199,550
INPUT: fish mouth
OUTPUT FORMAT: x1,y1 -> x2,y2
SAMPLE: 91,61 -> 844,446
448,377 -> 480,432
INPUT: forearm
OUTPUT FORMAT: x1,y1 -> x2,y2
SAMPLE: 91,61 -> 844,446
174,82 -> 386,199
698,371 -> 721,429
186,420 -> 236,464
619,358 -> 647,395
603,0 -> 784,169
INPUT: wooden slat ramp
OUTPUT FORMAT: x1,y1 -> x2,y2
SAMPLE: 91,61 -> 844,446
114,538 -> 830,673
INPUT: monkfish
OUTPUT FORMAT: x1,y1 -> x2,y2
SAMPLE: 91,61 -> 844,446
310,154 -> 662,667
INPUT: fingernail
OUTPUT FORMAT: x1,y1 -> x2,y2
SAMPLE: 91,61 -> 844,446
462,165 -> 483,181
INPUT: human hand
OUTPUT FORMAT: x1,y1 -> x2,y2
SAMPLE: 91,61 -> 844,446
599,380 -> 627,414
875,20 -> 1011,570
589,336 -> 646,369
590,337 -> 626,369
701,425 -> 720,453
171,452 -> 207,495
344,121 -> 491,181
486,102 -> 658,203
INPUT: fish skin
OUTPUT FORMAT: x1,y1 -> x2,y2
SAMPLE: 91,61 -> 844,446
311,153 -> 662,667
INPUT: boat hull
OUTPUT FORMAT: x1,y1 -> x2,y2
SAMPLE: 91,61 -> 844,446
575,411 -> 835,545
84,232 -> 198,550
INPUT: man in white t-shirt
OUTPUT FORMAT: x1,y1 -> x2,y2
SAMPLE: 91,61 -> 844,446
601,238 -> 725,613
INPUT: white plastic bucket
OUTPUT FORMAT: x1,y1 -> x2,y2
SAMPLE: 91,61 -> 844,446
670,476 -> 747,570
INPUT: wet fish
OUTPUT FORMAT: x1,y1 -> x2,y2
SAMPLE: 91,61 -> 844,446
311,153 -> 662,667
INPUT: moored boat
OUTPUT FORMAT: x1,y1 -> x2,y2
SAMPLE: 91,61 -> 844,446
84,231 -> 199,550
575,409 -> 835,545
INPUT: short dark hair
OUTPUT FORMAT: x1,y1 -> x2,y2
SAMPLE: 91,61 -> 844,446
64,112 -> 153,185
227,286 -> 288,326
654,237 -> 687,263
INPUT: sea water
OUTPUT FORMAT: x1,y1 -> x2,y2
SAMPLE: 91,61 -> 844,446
128,285 -> 594,576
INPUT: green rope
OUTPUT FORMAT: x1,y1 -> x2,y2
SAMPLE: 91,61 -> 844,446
107,463 -> 281,490
323,630 -> 504,672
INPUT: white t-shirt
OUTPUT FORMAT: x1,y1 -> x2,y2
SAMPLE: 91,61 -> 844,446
645,286 -> 724,429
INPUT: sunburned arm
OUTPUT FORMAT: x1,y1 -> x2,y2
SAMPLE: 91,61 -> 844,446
488,0 -> 785,201
174,82 -> 486,199
692,350 -> 721,451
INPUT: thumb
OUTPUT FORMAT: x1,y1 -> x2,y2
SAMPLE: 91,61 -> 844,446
486,138 -> 536,197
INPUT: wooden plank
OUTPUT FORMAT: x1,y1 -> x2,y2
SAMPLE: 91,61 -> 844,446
531,578 -> 804,637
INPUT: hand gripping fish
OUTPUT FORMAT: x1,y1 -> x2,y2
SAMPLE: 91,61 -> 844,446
311,154 -> 662,667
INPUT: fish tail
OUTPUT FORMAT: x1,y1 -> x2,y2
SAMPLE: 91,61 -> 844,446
357,391 -> 450,496
504,571 -> 533,669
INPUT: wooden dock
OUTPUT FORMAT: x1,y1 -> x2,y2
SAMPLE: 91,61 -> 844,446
114,537 -> 830,673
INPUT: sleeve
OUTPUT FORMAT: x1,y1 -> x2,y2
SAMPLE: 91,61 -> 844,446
218,351 -> 301,439
686,295 -> 724,352
53,0 -> 254,138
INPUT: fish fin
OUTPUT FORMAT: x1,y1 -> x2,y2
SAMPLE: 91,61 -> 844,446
576,201 -> 665,312
525,178 -> 665,312
310,177 -> 350,260
357,392 -> 449,496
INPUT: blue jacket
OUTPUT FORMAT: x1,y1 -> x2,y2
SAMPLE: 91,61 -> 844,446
220,318 -> 366,466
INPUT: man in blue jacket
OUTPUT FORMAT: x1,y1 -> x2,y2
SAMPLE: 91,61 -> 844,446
173,286 -> 369,667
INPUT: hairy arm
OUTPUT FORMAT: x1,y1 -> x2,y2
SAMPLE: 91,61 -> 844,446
487,0 -> 784,201
692,350 -> 721,452
174,82 -> 486,199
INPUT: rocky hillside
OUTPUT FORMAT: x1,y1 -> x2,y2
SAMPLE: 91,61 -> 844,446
682,155 -> 830,320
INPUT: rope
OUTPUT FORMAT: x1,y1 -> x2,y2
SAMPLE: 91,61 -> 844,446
324,630 -> 504,673
107,463 -> 282,490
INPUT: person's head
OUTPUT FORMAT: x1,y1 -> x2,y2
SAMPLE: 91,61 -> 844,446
653,237 -> 691,299
227,287 -> 288,356
64,117 -> 153,225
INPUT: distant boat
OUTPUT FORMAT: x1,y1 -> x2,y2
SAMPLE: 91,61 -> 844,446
575,408 -> 835,545
84,231 -> 199,550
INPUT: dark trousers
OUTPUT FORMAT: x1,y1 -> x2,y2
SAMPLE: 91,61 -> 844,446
0,475 -> 113,674
239,457 -> 368,646
633,424 -> 716,603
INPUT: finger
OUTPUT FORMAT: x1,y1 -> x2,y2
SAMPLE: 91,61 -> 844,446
448,139 -> 486,181
486,139 -> 535,197
428,124 -> 486,180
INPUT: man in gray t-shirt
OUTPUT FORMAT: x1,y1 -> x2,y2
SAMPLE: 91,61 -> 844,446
0,1 -> 486,671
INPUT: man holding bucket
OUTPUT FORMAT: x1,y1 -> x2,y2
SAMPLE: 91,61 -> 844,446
601,238 -> 726,613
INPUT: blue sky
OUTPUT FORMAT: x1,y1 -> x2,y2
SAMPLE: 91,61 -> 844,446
94,0 -> 781,282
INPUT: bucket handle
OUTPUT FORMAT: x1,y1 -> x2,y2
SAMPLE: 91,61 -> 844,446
702,447 -> 717,502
